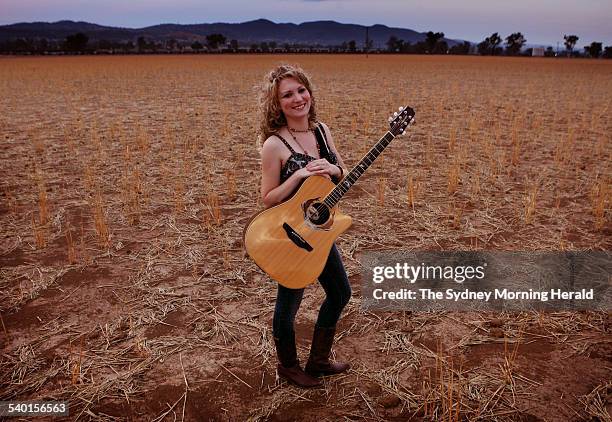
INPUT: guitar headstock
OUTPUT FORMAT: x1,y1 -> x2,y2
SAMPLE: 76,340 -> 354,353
388,106 -> 415,136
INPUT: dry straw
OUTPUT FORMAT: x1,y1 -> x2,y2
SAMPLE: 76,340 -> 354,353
524,183 -> 538,224
1,54 -> 609,421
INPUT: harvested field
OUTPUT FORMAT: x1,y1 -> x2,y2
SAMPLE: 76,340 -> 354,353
0,54 -> 611,421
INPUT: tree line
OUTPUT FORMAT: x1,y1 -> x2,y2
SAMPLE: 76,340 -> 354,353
385,31 -> 610,58
0,33 -> 231,54
1,31 -> 610,58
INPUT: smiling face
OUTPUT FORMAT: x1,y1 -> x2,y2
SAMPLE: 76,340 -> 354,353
277,77 -> 312,122
259,64 -> 318,140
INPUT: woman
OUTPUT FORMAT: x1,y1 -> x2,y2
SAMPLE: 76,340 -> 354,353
258,64 -> 352,388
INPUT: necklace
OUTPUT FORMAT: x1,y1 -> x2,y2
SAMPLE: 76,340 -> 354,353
288,128 -> 317,157
288,126 -> 311,134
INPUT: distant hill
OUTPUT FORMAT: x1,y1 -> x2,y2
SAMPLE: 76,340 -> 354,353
0,19 -> 463,48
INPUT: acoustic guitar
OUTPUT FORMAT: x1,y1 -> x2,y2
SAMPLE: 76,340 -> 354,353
244,106 -> 416,289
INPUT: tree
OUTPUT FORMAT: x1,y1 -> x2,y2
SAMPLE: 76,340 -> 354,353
604,46 -> 612,59
478,33 -> 502,55
387,35 -> 414,53
191,41 -> 203,51
488,33 -> 502,55
449,41 -> 471,55
206,33 -> 226,50
97,39 -> 112,50
505,32 -> 526,55
401,41 -> 413,53
584,41 -> 602,58
412,42 -> 428,54
477,40 -> 489,55
544,46 -> 555,57
12,38 -> 34,53
348,40 -> 356,52
433,40 -> 448,54
151,41 -> 162,53
563,34 -> 579,56
166,38 -> 177,51
425,31 -> 444,53
64,32 -> 88,52
137,36 -> 147,53
386,36 -> 404,52
230,39 -> 238,50
37,38 -> 49,53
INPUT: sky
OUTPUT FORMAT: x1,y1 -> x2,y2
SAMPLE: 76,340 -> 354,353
2,0 -> 611,46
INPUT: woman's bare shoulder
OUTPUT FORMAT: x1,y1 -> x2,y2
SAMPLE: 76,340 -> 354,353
261,134 -> 284,157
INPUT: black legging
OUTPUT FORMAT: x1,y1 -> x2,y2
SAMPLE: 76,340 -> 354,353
273,244 -> 351,339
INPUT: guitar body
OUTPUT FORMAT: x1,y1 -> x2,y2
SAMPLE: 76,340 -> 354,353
244,175 -> 352,289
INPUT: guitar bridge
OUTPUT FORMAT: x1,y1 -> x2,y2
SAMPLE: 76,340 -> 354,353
282,223 -> 313,252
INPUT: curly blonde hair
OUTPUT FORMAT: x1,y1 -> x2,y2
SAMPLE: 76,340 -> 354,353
258,64 -> 318,144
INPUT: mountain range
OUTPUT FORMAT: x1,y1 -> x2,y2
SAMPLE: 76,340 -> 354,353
0,19 -> 463,48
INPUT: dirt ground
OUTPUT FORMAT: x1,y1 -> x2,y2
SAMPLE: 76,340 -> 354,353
0,55 -> 611,421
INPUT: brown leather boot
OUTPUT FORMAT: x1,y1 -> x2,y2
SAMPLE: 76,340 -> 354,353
305,325 -> 350,377
274,334 -> 321,388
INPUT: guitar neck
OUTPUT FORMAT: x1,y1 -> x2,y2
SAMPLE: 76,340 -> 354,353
323,131 -> 396,208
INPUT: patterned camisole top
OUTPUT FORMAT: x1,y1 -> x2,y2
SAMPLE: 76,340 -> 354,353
277,124 -> 338,184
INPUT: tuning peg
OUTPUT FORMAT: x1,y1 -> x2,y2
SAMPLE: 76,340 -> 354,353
399,106 -> 404,112
393,112 -> 398,117
388,116 -> 393,122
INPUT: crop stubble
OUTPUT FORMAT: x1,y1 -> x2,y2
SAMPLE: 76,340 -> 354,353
0,55 -> 610,421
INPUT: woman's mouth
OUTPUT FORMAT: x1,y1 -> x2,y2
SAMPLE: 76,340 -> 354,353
292,103 -> 306,111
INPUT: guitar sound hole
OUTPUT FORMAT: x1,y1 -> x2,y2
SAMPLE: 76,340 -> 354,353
306,202 -> 331,226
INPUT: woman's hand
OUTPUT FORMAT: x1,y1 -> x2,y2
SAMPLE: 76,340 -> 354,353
295,166 -> 331,180
305,159 -> 340,177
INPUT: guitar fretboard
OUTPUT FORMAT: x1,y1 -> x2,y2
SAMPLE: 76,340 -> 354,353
323,131 -> 395,208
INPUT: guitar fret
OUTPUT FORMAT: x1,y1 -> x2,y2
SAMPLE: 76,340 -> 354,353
322,122 -> 410,209
324,131 -> 397,208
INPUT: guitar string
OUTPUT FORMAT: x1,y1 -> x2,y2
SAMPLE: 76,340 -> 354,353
323,131 -> 397,207
330,112 -> 410,200
325,143 -> 385,206
301,112 -> 412,219
323,121 -> 407,207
